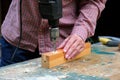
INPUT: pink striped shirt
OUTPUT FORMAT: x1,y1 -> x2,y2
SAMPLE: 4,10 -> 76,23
1,0 -> 107,53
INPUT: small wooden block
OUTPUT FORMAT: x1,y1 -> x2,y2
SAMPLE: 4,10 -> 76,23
41,42 -> 91,68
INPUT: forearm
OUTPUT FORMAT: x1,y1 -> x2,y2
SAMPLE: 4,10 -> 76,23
71,0 -> 107,41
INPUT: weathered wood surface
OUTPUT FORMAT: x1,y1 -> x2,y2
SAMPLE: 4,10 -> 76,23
0,44 -> 120,80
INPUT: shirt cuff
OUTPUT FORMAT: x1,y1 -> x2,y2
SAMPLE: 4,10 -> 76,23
71,23 -> 88,41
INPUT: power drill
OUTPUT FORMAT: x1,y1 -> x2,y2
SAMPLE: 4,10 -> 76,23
38,0 -> 62,51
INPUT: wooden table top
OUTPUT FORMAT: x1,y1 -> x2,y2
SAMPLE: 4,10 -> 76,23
0,44 -> 120,80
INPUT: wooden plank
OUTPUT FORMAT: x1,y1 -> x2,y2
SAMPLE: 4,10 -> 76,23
41,42 -> 91,68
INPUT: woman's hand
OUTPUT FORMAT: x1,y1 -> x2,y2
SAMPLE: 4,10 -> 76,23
57,34 -> 85,59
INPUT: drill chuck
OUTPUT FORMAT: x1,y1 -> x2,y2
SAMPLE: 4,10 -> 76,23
49,27 -> 59,42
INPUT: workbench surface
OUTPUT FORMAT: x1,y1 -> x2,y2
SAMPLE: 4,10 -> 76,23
0,44 -> 120,80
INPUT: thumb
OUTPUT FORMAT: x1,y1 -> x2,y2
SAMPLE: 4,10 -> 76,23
57,37 -> 69,49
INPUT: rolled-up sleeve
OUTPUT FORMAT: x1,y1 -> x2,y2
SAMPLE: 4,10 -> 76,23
71,0 -> 107,41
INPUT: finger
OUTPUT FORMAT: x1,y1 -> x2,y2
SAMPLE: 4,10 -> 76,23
65,40 -> 80,59
64,36 -> 76,53
66,38 -> 85,59
68,45 -> 84,59
57,37 -> 70,49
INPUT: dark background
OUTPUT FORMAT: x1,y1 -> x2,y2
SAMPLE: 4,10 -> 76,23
0,0 -> 119,43
0,0 -> 12,24
95,0 -> 119,37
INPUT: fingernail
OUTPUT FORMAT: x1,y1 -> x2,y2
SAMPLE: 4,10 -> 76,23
63,49 -> 67,52
65,54 -> 68,59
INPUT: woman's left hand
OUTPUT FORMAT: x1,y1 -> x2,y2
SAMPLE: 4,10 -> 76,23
57,34 -> 85,59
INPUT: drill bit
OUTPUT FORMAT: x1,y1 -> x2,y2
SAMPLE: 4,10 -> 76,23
53,41 -> 56,52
